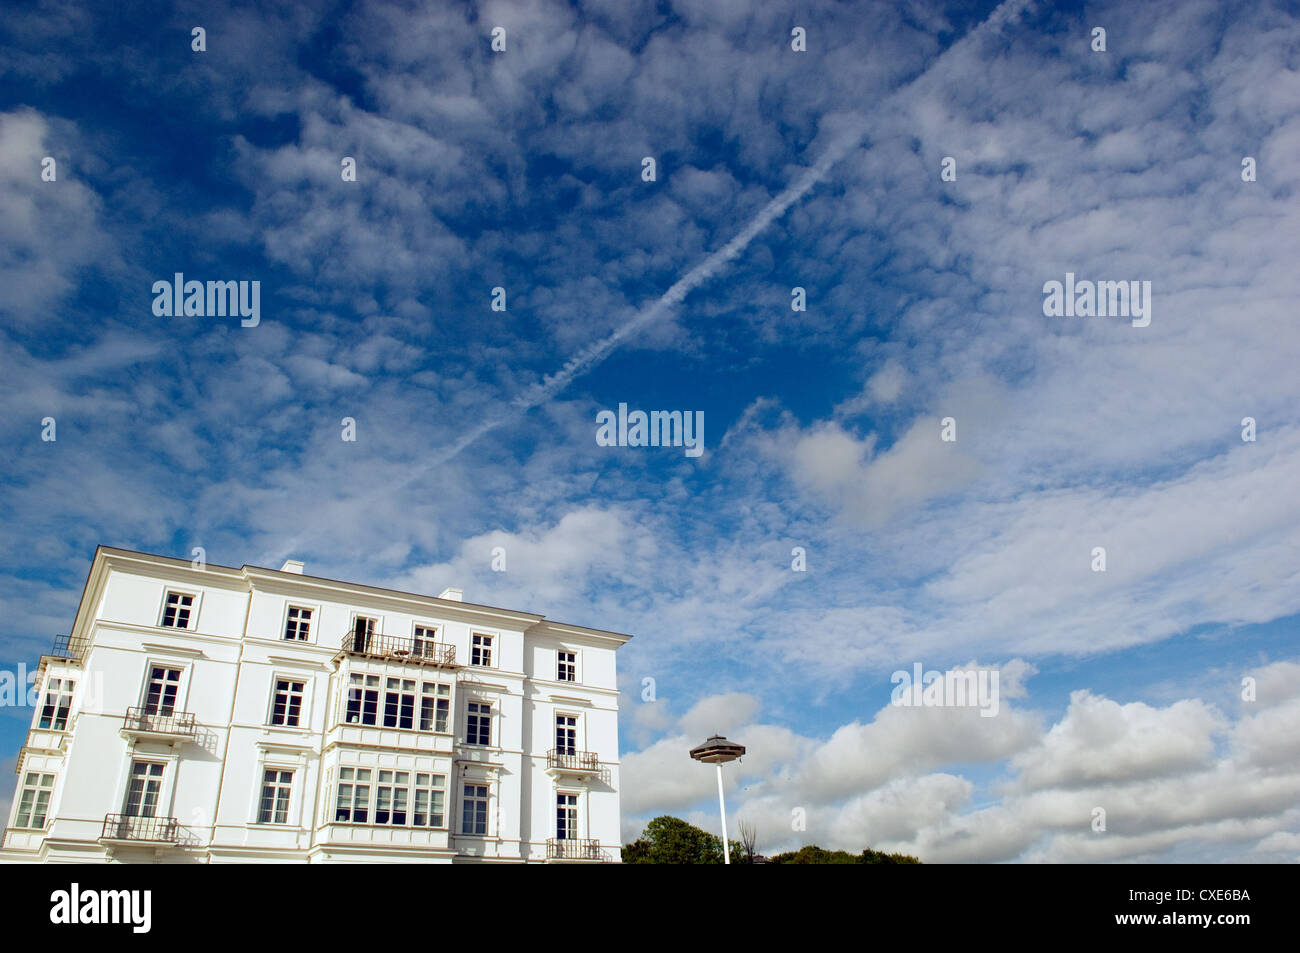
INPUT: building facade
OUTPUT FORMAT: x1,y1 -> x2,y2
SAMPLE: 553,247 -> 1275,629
0,546 -> 630,863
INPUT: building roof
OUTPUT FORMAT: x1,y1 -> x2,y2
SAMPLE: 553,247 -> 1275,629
68,545 -> 634,646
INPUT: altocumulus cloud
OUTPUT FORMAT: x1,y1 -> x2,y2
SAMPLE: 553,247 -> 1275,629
0,0 -> 1297,865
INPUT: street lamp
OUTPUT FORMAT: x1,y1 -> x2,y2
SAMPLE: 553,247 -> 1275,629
689,734 -> 746,864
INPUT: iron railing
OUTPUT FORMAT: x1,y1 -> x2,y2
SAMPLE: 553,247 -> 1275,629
100,813 -> 180,844
546,749 -> 600,773
547,837 -> 604,860
49,634 -> 88,659
339,631 -> 457,666
123,707 -> 197,737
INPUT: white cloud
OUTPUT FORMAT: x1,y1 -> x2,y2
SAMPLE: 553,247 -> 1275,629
623,659 -> 1300,862
1008,692 -> 1223,791
0,109 -> 114,319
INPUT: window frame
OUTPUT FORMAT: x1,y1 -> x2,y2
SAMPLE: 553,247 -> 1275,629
333,766 -> 373,824
12,772 -> 56,830
344,672 -> 381,726
411,771 -> 447,828
411,621 -> 443,660
346,613 -> 382,652
268,675 -> 308,728
343,672 -> 449,732
420,682 -> 452,734
382,677 -> 419,730
281,603 -> 317,643
331,766 -> 447,830
37,676 -> 76,731
554,711 -> 580,756
256,767 -> 295,825
465,699 -> 492,747
556,790 -> 580,841
157,587 -> 201,630
470,632 -> 494,668
556,648 -> 579,683
122,759 -> 168,818
139,661 -> 190,717
461,782 -> 490,836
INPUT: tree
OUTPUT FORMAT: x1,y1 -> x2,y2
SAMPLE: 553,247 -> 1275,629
768,844 -> 922,864
859,848 -> 921,864
621,815 -> 743,864
769,845 -> 858,864
737,820 -> 758,864
621,817 -> 921,864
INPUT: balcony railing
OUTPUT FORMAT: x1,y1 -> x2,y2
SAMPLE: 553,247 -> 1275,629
546,749 -> 600,774
100,813 -> 180,844
49,633 -> 88,659
338,631 -> 457,667
547,837 -> 604,861
123,707 -> 198,738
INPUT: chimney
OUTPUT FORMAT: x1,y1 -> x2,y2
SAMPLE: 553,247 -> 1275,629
437,587 -> 463,602
280,560 -> 305,575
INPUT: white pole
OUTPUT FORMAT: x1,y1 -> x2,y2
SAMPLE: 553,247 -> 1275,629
716,762 -> 731,864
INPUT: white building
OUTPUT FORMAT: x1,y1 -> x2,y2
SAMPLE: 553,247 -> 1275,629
0,546 -> 630,863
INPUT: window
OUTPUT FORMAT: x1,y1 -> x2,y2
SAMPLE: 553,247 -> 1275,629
283,606 -> 312,641
470,633 -> 493,667
420,683 -> 451,733
375,770 -> 409,825
413,773 -> 446,827
346,675 -> 447,731
335,767 -> 371,823
557,793 -> 578,840
555,714 -> 578,755
466,701 -> 491,746
270,678 -> 305,727
143,666 -> 183,716
557,651 -> 576,682
258,769 -> 293,824
350,616 -> 378,652
412,625 -> 439,659
345,674 -> 380,725
383,678 -> 417,729
333,769 -> 446,828
461,783 -> 488,835
124,761 -> 165,817
161,591 -> 194,628
14,772 -> 55,829
38,677 -> 75,730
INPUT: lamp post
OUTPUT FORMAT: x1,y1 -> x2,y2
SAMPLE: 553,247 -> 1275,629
689,734 -> 746,864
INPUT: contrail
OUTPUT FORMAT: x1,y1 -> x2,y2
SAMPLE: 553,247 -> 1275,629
274,0 -> 1035,560
419,0 -> 1036,472
423,123 -> 866,471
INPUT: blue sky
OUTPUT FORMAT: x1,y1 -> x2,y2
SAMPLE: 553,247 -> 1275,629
2,0 -> 1299,861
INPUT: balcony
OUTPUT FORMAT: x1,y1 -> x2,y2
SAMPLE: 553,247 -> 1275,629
121,707 -> 198,744
99,813 -> 180,846
49,633 -> 88,660
546,749 -> 601,779
546,837 -> 605,862
336,631 -> 458,668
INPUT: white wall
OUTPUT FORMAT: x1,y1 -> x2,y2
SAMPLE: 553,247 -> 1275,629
1,550 -> 628,863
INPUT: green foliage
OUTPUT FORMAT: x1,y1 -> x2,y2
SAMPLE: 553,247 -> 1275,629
768,844 -> 922,864
859,847 -> 921,864
769,845 -> 858,864
622,817 -> 921,864
620,815 -> 742,864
